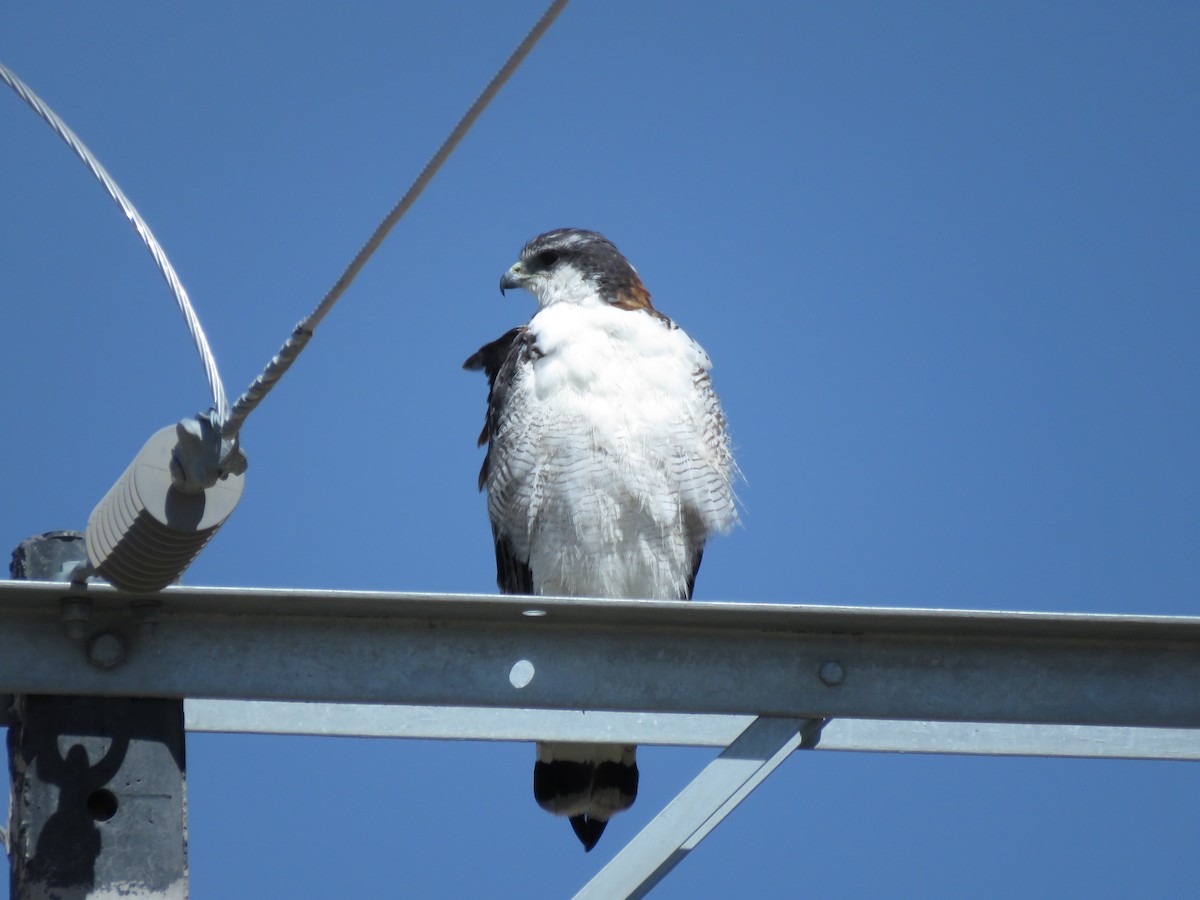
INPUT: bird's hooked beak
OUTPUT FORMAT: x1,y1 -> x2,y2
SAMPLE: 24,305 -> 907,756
499,261 -> 528,296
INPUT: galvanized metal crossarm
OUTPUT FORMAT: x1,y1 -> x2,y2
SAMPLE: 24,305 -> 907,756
2,581 -> 1198,730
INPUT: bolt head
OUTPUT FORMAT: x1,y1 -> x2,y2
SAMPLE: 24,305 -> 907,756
87,631 -> 127,670
819,661 -> 845,686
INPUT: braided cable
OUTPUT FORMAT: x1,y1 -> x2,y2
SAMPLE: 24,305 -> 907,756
0,59 -> 230,421
218,0 -> 571,437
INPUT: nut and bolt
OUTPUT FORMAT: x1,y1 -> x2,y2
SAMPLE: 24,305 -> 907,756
131,602 -> 161,639
86,631 -> 127,670
60,599 -> 93,640
818,661 -> 845,686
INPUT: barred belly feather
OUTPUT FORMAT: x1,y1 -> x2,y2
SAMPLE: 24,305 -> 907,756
490,300 -> 735,601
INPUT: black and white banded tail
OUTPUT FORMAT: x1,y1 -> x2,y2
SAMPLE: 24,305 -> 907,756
533,742 -> 639,851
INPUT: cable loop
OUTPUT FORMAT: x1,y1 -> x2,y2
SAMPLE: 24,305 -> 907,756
0,60 -> 230,421
2,0 -> 571,439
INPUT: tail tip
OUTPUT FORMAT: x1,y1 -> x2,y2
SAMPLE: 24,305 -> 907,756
570,814 -> 608,852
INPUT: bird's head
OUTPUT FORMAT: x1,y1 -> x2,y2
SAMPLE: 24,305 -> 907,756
499,228 -> 652,310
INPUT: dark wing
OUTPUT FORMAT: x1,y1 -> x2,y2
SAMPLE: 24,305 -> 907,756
465,327 -> 534,595
463,327 -> 526,488
492,528 -> 533,595
684,547 -> 704,601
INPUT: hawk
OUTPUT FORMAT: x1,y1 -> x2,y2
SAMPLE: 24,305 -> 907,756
464,228 -> 738,851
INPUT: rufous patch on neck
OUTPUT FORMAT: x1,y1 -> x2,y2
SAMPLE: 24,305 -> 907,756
609,280 -> 653,311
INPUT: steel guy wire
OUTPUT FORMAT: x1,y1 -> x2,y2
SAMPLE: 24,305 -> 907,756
2,0 -> 570,441
0,59 -> 230,422
217,0 -> 572,438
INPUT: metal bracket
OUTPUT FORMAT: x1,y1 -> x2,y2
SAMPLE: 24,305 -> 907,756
576,716 -> 825,899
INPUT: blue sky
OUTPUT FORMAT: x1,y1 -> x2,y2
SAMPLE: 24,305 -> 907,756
3,2 -> 1198,896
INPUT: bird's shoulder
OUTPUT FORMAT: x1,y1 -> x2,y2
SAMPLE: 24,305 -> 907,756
462,325 -> 529,383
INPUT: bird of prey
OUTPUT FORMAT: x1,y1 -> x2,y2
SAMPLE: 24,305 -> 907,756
464,228 -> 738,851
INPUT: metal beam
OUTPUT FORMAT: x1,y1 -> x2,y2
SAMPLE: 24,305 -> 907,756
181,701 -> 1200,760
2,581 -> 1200,730
575,717 -> 823,900
5,579 -> 1199,900
185,700 -> 754,746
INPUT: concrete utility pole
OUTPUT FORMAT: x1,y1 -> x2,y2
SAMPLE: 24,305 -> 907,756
6,532 -> 188,900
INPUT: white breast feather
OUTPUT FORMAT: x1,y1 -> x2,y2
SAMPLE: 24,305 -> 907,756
487,299 -> 737,601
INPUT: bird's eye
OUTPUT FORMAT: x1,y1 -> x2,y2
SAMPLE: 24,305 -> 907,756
535,249 -> 560,268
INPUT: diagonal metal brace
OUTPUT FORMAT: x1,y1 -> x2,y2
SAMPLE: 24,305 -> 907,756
575,716 -> 826,899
